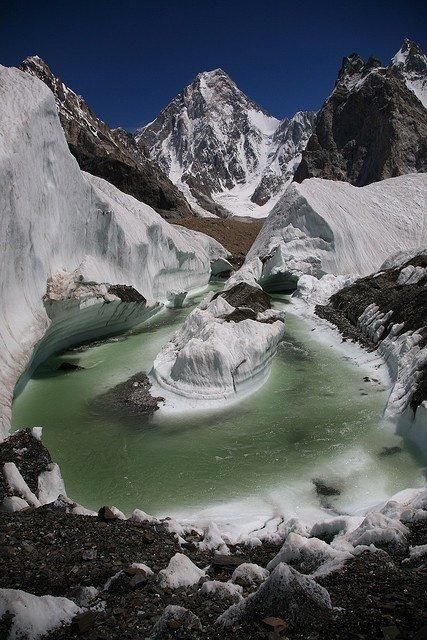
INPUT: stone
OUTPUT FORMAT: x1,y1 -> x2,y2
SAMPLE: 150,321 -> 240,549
82,548 -> 97,561
149,605 -> 202,639
57,362 -> 83,372
212,554 -> 247,569
75,611 -> 96,633
217,564 -> 332,628
98,506 -> 118,521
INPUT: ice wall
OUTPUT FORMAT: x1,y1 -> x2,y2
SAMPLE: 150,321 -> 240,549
0,65 -> 212,437
246,175 -> 427,291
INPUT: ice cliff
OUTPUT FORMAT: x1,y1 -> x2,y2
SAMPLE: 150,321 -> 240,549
0,65 -> 218,438
151,283 -> 285,405
243,174 -> 427,292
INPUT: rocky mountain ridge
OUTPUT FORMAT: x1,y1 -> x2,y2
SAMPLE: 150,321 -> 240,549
138,69 -> 316,218
19,56 -> 194,219
294,39 -> 427,186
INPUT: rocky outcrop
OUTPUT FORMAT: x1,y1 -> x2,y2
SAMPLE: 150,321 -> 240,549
90,372 -> 164,417
138,69 -> 315,217
19,56 -> 194,218
294,40 -> 427,186
316,252 -> 427,418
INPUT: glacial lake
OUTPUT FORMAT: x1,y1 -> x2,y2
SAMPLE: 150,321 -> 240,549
12,288 -> 426,528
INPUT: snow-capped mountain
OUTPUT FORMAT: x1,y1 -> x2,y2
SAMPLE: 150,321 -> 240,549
137,69 -> 315,218
294,40 -> 427,186
390,38 -> 427,108
19,56 -> 194,218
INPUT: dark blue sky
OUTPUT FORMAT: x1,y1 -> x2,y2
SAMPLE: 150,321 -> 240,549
1,0 -> 426,130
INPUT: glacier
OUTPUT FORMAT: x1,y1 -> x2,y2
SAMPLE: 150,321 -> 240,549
244,174 -> 427,292
0,64 -> 222,438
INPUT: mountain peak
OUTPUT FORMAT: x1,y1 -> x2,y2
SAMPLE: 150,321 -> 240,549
390,38 -> 427,108
20,55 -> 54,78
391,38 -> 427,74
197,68 -> 229,80
139,65 -> 315,217
193,68 -> 237,97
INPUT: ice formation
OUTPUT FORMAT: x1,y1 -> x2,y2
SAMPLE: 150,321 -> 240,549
0,64 -> 219,438
244,174 -> 427,291
0,589 -> 82,640
151,290 -> 285,404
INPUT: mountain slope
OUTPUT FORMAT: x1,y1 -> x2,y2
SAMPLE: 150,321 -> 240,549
138,69 -> 315,218
19,56 -> 194,219
294,40 -> 427,186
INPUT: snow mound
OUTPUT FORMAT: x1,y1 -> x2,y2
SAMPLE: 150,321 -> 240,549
0,64 -> 214,438
217,563 -> 332,628
246,174 -> 427,290
404,544 -> 427,562
130,509 -> 159,524
37,463 -> 66,505
151,290 -> 284,404
199,580 -> 243,603
149,605 -> 202,639
158,553 -> 206,589
0,589 -> 81,640
199,521 -> 229,554
346,513 -> 410,548
0,496 -> 29,513
294,273 -> 355,305
267,532 -> 352,577
2,462 -> 40,508
231,563 -> 270,587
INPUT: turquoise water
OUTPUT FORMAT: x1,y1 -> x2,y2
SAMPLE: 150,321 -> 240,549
12,292 -> 425,521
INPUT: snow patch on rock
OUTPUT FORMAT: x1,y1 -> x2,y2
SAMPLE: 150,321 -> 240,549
158,553 -> 206,589
0,588 -> 82,640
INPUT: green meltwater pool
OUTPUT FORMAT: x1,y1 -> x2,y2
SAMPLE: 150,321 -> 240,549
11,289 -> 426,525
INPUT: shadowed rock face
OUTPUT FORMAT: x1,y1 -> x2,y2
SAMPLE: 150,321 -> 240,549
294,41 -> 427,186
19,56 -> 194,219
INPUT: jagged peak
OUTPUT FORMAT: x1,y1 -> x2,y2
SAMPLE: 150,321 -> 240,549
193,68 -> 236,92
21,55 -> 52,74
196,67 -> 229,80
337,53 -> 365,84
335,51 -> 386,92
391,38 -> 427,72
397,38 -> 425,58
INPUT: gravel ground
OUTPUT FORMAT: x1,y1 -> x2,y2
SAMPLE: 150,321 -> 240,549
173,218 -> 263,267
